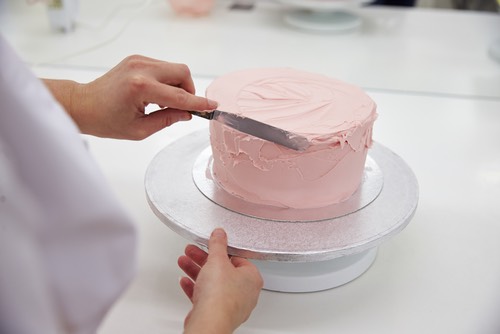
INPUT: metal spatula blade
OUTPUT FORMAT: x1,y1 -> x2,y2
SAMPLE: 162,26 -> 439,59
190,110 -> 310,151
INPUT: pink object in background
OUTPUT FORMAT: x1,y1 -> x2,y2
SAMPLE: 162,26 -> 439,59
167,0 -> 215,16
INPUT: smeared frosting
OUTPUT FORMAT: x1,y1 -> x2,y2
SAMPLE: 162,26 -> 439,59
206,68 -> 377,209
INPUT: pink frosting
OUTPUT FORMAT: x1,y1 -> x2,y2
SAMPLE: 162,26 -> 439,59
206,68 -> 377,209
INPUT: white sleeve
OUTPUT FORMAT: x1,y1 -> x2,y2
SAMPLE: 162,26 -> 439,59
0,35 -> 137,334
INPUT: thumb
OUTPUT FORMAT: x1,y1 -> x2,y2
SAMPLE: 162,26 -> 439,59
139,108 -> 191,136
208,228 -> 228,259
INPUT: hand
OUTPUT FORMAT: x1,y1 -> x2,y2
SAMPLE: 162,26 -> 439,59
178,228 -> 263,334
43,55 -> 218,140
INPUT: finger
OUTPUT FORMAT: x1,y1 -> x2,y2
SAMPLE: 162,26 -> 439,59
150,107 -> 191,123
136,108 -> 191,138
184,310 -> 193,329
230,256 -> 257,268
207,228 -> 229,259
120,55 -> 197,94
185,244 -> 208,267
147,82 -> 218,111
155,62 -> 197,95
159,107 -> 192,121
178,255 -> 201,282
179,276 -> 195,302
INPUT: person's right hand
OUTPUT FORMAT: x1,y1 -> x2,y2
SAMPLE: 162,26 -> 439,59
178,228 -> 263,334
43,55 -> 217,140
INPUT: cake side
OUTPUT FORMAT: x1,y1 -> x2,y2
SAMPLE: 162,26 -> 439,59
206,68 -> 377,209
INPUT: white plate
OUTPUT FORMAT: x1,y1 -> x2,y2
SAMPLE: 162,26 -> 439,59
274,0 -> 372,11
273,0 -> 371,32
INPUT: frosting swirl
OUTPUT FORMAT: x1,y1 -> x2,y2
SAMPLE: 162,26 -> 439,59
208,67 -> 377,146
206,68 -> 377,209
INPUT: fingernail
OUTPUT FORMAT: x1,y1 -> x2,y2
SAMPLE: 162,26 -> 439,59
180,112 -> 192,121
212,228 -> 226,238
207,99 -> 218,110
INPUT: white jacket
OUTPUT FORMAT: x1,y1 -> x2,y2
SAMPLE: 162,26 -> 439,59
0,35 -> 137,334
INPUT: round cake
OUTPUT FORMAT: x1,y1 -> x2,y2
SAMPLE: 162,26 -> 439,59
206,68 -> 377,209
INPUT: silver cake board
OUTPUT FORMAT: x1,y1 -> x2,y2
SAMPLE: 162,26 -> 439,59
145,129 -> 419,292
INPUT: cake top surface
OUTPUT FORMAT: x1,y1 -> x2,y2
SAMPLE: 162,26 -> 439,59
205,68 -> 377,142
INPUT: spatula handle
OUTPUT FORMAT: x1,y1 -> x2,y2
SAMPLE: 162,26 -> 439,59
188,110 -> 215,120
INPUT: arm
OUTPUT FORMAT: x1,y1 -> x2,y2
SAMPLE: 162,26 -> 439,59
178,229 -> 263,334
43,55 -> 217,140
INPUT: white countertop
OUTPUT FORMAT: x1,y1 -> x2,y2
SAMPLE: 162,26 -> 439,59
3,1 -> 500,333
31,65 -> 500,334
2,0 -> 500,99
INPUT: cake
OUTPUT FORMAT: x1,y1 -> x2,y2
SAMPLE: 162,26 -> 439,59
205,68 -> 377,209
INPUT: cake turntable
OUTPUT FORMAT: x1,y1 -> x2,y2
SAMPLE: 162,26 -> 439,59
275,0 -> 372,33
145,129 -> 418,292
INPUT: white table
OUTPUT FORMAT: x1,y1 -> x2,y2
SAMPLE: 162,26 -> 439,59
30,65 -> 500,334
3,1 -> 500,333
1,0 -> 500,98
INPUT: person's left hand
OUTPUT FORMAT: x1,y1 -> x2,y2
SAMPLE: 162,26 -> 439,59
178,228 -> 263,334
44,55 -> 217,140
